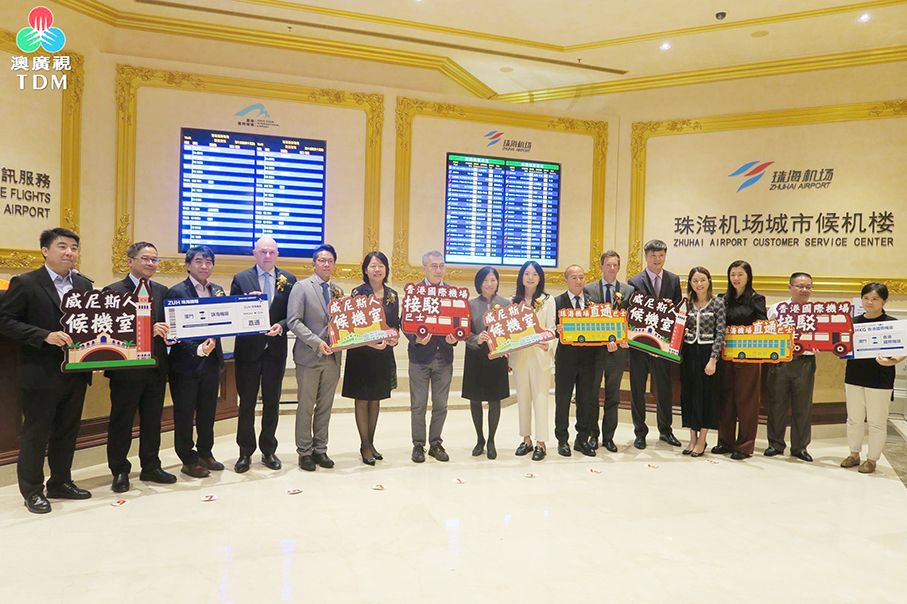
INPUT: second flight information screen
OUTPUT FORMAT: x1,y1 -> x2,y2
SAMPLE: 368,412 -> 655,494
444,153 -> 560,267
180,128 -> 327,257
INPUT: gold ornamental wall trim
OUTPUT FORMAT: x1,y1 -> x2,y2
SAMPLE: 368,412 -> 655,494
113,65 -> 383,278
628,99 -> 907,294
0,29 -> 83,270
393,97 -> 609,287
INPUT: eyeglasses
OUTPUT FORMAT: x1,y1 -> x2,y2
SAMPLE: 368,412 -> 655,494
137,256 -> 160,264
792,284 -> 813,291
427,263 -> 445,271
191,259 -> 213,267
314,258 -> 335,266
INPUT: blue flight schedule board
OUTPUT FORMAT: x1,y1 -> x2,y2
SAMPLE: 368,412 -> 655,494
444,153 -> 560,267
179,128 -> 327,257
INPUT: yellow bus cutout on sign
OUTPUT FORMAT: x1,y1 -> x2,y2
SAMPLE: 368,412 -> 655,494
558,303 -> 628,346
722,320 -> 794,364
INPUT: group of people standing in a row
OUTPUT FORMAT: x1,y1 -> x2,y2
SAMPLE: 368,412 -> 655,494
0,230 -> 902,515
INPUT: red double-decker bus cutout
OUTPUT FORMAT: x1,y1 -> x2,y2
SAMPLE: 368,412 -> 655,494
400,283 -> 471,340
327,294 -> 398,351
775,300 -> 854,357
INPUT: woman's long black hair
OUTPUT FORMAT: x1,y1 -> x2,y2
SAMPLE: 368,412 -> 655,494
512,260 -> 546,305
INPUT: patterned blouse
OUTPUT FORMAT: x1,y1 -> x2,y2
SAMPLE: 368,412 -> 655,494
683,295 -> 727,359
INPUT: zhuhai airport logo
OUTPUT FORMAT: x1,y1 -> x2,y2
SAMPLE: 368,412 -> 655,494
729,160 -> 835,192
17,6 -> 66,53
483,130 -> 532,153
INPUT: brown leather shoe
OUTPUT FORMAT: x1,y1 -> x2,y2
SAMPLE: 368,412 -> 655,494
181,463 -> 210,478
198,456 -> 224,471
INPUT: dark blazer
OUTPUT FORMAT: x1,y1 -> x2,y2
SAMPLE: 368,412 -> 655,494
554,291 -> 598,367
406,280 -> 457,366
351,282 -> 400,330
722,292 -> 768,326
166,277 -> 225,376
0,267 -> 93,389
627,269 -> 683,306
104,276 -> 169,381
229,266 -> 297,364
583,278 -> 635,311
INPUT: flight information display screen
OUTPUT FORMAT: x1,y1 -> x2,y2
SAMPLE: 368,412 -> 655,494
444,153 -> 560,267
179,128 -> 327,257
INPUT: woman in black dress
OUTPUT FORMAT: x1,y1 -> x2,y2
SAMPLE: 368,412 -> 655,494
714,260 -> 767,460
462,266 -> 510,459
342,251 -> 400,465
680,267 -> 725,457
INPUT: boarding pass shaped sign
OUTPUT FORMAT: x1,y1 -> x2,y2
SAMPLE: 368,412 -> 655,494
164,295 -> 270,341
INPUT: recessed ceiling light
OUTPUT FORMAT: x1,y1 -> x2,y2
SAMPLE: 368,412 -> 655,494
659,42 -> 672,51
857,13 -> 872,22
500,67 -> 513,73
751,30 -> 769,38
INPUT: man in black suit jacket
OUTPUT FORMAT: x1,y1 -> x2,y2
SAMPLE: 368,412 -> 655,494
229,237 -> 296,473
166,245 -> 225,479
103,241 -> 177,493
626,239 -> 683,449
0,228 -> 93,513
554,265 -> 598,458
583,250 -> 635,453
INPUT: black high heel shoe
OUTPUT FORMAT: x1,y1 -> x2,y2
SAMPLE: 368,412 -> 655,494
691,442 -> 707,458
371,447 -> 383,461
360,446 -> 376,466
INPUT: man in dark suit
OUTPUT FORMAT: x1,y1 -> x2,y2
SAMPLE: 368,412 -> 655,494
554,265 -> 598,457
584,250 -> 635,453
230,237 -> 296,473
166,245 -> 225,479
104,241 -> 176,493
0,228 -> 93,513
626,239 -> 683,449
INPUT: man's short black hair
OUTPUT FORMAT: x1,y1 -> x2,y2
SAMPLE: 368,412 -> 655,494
185,245 -> 215,265
40,228 -> 80,249
313,244 -> 337,261
644,239 -> 668,254
789,272 -> 812,284
127,241 -> 157,258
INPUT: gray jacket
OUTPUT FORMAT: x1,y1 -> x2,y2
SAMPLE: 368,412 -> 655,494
287,275 -> 343,368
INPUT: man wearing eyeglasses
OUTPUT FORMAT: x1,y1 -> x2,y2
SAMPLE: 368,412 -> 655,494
103,242 -> 176,492
166,246 -> 226,479
765,272 -> 817,462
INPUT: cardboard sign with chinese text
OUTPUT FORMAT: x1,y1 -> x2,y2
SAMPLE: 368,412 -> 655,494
400,282 -> 471,340
722,320 -> 794,364
625,292 -> 687,363
558,303 -> 628,346
60,279 -> 157,372
775,300 -> 853,357
327,294 -> 398,351
483,302 -> 556,359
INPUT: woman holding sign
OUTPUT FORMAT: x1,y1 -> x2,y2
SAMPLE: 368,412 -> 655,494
509,261 -> 557,461
714,260 -> 767,461
680,267 -> 726,457
342,252 -> 400,466
841,283 -> 905,474
463,267 -> 510,460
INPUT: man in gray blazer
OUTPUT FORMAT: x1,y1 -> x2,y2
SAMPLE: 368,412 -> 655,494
287,244 -> 343,472
584,250 -> 635,453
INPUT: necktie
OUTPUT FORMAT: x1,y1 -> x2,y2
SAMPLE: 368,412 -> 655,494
654,274 -> 662,299
573,295 -> 581,309
265,272 -> 274,307
605,283 -> 612,305
321,281 -> 330,307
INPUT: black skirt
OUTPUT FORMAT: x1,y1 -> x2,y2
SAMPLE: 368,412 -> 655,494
461,343 -> 509,401
680,342 -> 720,430
342,344 -> 397,401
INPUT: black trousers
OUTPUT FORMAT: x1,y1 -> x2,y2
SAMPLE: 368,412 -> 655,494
235,349 -> 286,456
18,375 -> 88,499
591,347 -> 627,441
170,357 -> 221,465
107,379 -> 167,475
628,348 -> 674,438
554,359 -> 595,444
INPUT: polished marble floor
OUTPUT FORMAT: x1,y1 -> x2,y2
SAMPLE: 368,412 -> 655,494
1,401 -> 906,604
